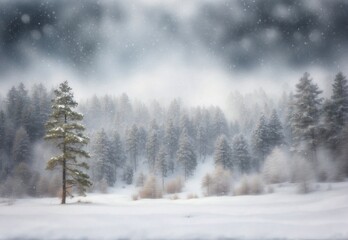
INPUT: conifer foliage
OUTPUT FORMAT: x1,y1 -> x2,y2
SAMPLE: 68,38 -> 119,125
45,81 -> 91,204
291,72 -> 323,160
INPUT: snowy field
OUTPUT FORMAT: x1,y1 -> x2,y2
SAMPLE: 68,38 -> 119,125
0,182 -> 348,240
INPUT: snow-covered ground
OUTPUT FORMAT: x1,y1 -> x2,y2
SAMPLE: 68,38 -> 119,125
0,182 -> 347,240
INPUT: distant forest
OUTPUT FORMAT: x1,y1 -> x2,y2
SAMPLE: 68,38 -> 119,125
0,72 -> 348,198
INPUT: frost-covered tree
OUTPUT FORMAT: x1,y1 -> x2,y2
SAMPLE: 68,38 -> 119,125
126,124 -> 139,172
331,72 -> 348,127
291,72 -> 323,161
0,111 -> 6,150
214,135 -> 232,170
267,110 -> 284,150
176,128 -> 197,180
232,134 -> 251,173
6,83 -> 30,129
146,128 -> 160,172
110,131 -> 126,179
92,129 -> 115,186
137,126 -> 147,157
212,107 -> 229,139
196,124 -> 209,161
164,118 -> 179,161
252,115 -> 270,165
45,81 -> 91,204
155,146 -> 168,189
11,127 -> 31,166
27,84 -> 51,141
284,92 -> 295,145
323,72 -> 348,153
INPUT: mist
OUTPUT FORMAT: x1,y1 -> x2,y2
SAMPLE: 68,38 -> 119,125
1,0 -> 347,108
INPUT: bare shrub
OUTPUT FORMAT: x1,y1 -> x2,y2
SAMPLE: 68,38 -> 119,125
317,152 -> 341,182
234,176 -> 249,196
135,172 -> 145,187
262,147 -> 290,184
202,166 -> 232,196
187,193 -> 198,199
139,175 -> 162,199
37,176 -> 50,197
91,178 -> 108,193
132,193 -> 139,201
291,157 -> 315,194
165,177 -> 183,194
48,175 -> 61,196
0,176 -> 28,198
249,174 -> 264,194
56,186 -> 73,199
202,173 -> 213,196
234,174 -> 265,195
267,185 -> 274,193
170,194 -> 179,200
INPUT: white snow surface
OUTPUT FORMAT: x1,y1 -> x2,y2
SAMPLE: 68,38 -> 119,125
0,182 -> 348,240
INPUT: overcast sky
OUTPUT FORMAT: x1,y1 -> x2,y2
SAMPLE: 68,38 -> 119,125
0,0 -> 347,105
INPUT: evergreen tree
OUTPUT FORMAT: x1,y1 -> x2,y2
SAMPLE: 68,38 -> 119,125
267,110 -> 284,150
291,72 -> 323,161
231,134 -> 251,173
212,107 -> 229,139
146,127 -> 159,172
214,135 -> 232,170
92,129 -> 115,186
165,118 -> 179,161
27,84 -> 51,140
110,131 -> 126,180
176,128 -> 197,180
0,111 -> 5,150
6,83 -> 30,129
324,72 -> 348,153
284,92 -> 295,145
155,146 -> 168,189
196,124 -> 209,161
12,127 -> 31,166
137,126 -> 147,157
45,81 -> 91,204
126,124 -> 139,172
252,114 -> 270,165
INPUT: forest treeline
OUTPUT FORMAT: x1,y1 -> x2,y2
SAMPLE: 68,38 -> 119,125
0,72 -> 348,197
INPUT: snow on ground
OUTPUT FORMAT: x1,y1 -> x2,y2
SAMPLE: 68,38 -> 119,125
0,181 -> 348,240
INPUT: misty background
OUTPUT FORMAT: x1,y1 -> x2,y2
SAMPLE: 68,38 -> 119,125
1,0 -> 348,200
1,0 -> 348,107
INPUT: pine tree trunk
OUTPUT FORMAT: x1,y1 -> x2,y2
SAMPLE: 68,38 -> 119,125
62,113 -> 67,204
62,158 -> 66,204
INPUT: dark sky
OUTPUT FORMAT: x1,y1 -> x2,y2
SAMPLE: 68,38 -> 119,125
0,0 -> 347,103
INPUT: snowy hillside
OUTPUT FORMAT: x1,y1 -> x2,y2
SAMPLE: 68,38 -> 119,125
1,181 -> 347,240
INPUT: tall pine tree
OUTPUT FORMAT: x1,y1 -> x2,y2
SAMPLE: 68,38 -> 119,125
45,81 -> 91,204
214,135 -> 232,170
176,128 -> 197,180
323,72 -> 348,154
291,73 -> 322,162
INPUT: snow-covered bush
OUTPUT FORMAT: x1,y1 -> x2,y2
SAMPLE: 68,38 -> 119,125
37,174 -> 60,197
93,178 -> 108,193
0,177 -> 26,198
139,175 -> 162,199
187,193 -> 198,199
166,177 -> 183,194
262,147 -> 291,184
291,157 -> 315,194
123,166 -> 133,185
202,166 -> 232,196
316,151 -> 341,182
234,174 -> 265,195
135,172 -> 146,187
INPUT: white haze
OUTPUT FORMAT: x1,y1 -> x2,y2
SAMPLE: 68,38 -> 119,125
1,0 -> 345,114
